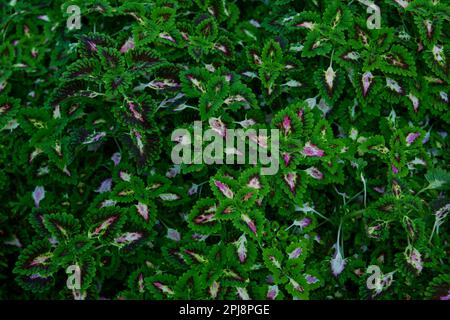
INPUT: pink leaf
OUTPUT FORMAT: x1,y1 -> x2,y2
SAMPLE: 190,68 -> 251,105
32,186 -> 45,208
302,142 -> 325,157
214,180 -> 234,199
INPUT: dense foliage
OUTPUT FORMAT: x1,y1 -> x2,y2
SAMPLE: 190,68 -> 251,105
0,0 -> 449,300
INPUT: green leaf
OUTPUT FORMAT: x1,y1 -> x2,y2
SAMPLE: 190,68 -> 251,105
180,67 -> 210,97
261,39 -> 283,68
424,169 -> 450,191
414,15 -> 443,46
376,45 -> 417,77
323,0 -> 353,31
233,210 -> 264,239
424,44 -> 449,80
13,240 -> 56,277
313,65 -> 345,104
174,269 -> 204,299
302,31 -> 332,58
195,17 -> 218,41
87,207 -> 127,241
62,58 -> 100,80
43,212 -> 81,240
262,247 -> 284,277
188,198 -> 220,234
16,274 -> 55,293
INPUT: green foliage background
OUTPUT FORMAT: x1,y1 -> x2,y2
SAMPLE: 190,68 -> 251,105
0,0 -> 449,300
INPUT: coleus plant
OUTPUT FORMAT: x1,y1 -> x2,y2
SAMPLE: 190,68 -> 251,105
0,0 -> 449,300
